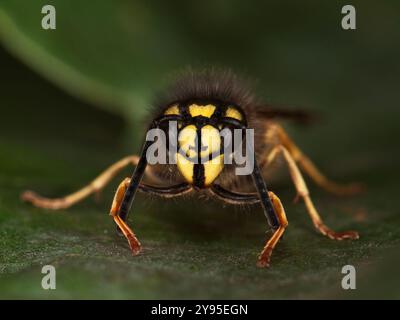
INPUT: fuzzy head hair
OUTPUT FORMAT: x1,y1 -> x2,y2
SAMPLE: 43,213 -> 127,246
153,67 -> 259,116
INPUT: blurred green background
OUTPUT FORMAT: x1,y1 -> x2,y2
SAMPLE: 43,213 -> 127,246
0,0 -> 399,299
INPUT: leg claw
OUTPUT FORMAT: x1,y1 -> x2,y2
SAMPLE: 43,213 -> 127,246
326,230 -> 359,240
256,258 -> 270,268
318,224 -> 359,240
21,190 -> 35,202
127,234 -> 141,255
257,248 -> 272,268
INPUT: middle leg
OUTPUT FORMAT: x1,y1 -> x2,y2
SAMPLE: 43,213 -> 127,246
21,155 -> 162,210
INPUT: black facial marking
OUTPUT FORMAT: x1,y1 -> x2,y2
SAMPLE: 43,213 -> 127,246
193,164 -> 205,188
192,125 -> 205,188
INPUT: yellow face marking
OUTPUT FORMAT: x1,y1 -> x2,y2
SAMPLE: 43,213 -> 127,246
176,124 -> 224,186
225,107 -> 243,121
178,125 -> 197,158
176,153 -> 194,184
188,104 -> 216,118
199,125 -> 221,158
204,154 -> 224,186
164,104 -> 180,115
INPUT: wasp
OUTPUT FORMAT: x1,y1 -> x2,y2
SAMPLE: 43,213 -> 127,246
21,69 -> 362,267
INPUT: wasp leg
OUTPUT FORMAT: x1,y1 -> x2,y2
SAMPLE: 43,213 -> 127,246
21,155 -> 161,210
110,178 -> 141,255
209,185 -> 287,267
257,192 -> 288,267
111,178 -> 192,255
265,145 -> 359,240
264,125 -> 364,196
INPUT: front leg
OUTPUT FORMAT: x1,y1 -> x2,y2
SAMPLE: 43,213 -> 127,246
110,178 -> 141,255
110,178 -> 193,255
210,184 -> 287,267
257,191 -> 288,267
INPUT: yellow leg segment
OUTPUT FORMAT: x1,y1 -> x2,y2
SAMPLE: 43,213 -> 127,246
257,191 -> 288,268
265,145 -> 359,240
270,125 -> 364,196
21,155 -> 160,210
110,177 -> 141,255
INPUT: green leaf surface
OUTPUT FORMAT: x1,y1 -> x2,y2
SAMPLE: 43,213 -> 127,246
0,1 -> 400,299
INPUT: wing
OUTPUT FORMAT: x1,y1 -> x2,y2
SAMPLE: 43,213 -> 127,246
254,104 -> 317,125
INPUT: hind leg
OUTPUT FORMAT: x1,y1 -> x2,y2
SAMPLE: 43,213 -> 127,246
262,124 -> 364,196
264,145 -> 359,240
